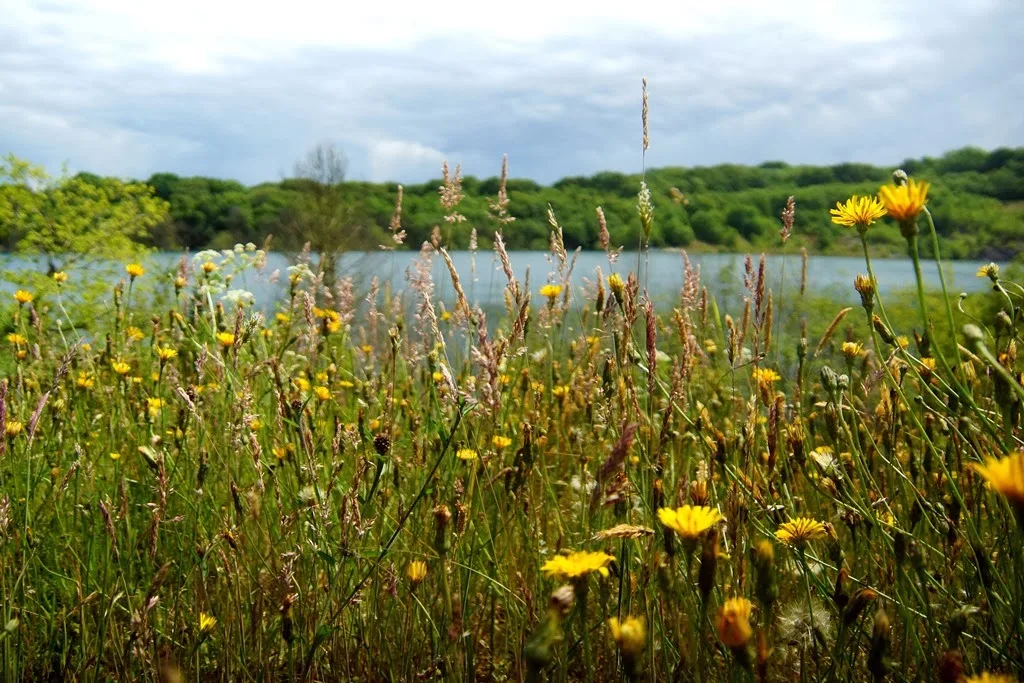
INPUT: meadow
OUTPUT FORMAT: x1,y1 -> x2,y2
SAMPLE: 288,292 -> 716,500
1,172 -> 1023,683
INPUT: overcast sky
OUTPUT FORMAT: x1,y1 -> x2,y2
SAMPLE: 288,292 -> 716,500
2,0 -> 1022,186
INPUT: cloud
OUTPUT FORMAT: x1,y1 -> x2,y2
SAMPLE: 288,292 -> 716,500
1,0 -> 1021,185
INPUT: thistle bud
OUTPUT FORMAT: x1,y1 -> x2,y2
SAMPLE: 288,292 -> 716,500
873,315 -> 896,346
854,274 -> 876,310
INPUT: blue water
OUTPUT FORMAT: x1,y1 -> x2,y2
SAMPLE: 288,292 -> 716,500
0,250 -> 1002,313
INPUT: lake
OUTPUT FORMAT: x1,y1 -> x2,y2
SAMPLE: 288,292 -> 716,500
0,250 -> 1004,312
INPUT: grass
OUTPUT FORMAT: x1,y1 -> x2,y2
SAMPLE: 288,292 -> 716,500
0,186 -> 1022,683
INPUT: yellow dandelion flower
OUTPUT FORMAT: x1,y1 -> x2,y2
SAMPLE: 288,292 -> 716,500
201,261 -> 218,273
146,397 -> 165,418
971,452 -> 1024,514
456,448 -> 478,461
14,290 -> 33,305
552,385 -> 569,399
109,452 -> 121,461
608,273 -> 625,300
215,331 -> 235,348
406,560 -> 428,585
841,342 -> 863,361
440,310 -> 452,322
896,335 -> 910,350
977,263 -> 1000,281
155,346 -> 178,361
752,367 -> 781,389
964,674 -> 1017,683
492,435 -> 513,449
540,550 -> 614,580
111,361 -> 131,375
607,616 -> 646,658
775,517 -> 828,546
126,326 -> 145,342
76,372 -> 95,389
878,178 -> 929,223
658,505 -> 724,542
199,612 -> 217,633
173,276 -> 187,289
829,195 -> 887,230
716,597 -> 754,648
540,283 -> 563,301
4,420 -> 24,437
431,371 -> 445,383
314,386 -> 332,401
7,333 -> 27,346
125,263 -> 145,278
52,271 -> 68,284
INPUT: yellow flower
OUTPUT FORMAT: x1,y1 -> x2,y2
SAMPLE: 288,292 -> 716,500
879,178 -> 930,223
716,597 -> 754,648
126,326 -> 145,342
406,560 -> 428,585
964,674 -> 1017,683
841,342 -> 863,361
4,420 -> 24,437
607,616 -> 646,659
440,310 -> 452,322
248,418 -> 262,431
314,386 -> 332,401
199,612 -> 217,633
432,371 -> 445,383
52,271 -> 68,284
338,380 -> 355,389
14,290 -> 33,305
201,261 -> 218,273
156,346 -> 178,361
658,505 -> 724,542
540,283 -> 563,301
829,195 -> 886,229
111,361 -> 131,375
920,357 -> 937,371
977,263 -> 1000,281
896,335 -> 910,350
215,331 -> 235,349
752,367 -> 781,389
775,517 -> 828,546
971,452 -> 1024,514
76,372 -> 95,389
146,397 -> 165,418
173,276 -> 187,289
7,333 -> 27,346
125,263 -> 145,278
551,385 -> 569,399
540,550 -> 614,580
109,452 -> 121,461
608,273 -> 625,300
492,435 -> 513,449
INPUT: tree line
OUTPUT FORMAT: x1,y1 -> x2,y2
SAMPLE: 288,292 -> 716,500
4,146 -> 1024,261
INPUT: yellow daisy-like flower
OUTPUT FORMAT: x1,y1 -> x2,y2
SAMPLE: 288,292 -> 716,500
752,367 -> 781,389
841,341 -> 863,361
406,560 -> 428,585
540,283 -> 563,301
111,360 -> 132,375
607,616 -> 646,658
431,371 -> 445,383
456,448 -> 478,461
146,397 -> 165,418
608,273 -> 626,300
492,435 -> 513,449
125,263 -> 145,278
830,195 -> 887,230
52,271 -> 68,284
199,612 -> 217,633
716,597 -> 754,648
971,452 -> 1024,513
201,261 -> 218,273
109,452 -> 121,461
775,517 -> 828,546
540,550 -> 614,581
878,178 -> 929,223
155,346 -> 178,361
76,372 -> 95,389
4,420 -> 24,438
977,263 -> 1000,281
215,331 -> 235,349
314,386 -> 332,401
964,673 -> 1018,683
658,505 -> 724,541
126,326 -> 145,342
14,290 -> 34,305
7,333 -> 27,346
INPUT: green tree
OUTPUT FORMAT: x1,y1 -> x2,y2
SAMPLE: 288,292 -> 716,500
0,154 -> 168,275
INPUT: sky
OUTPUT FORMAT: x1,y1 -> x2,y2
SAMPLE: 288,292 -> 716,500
2,0 -> 1022,186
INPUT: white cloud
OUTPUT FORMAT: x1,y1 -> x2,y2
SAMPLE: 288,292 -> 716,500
0,0 -> 1021,183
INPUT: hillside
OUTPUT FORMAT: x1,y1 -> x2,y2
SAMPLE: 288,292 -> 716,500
46,146 -> 1024,258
